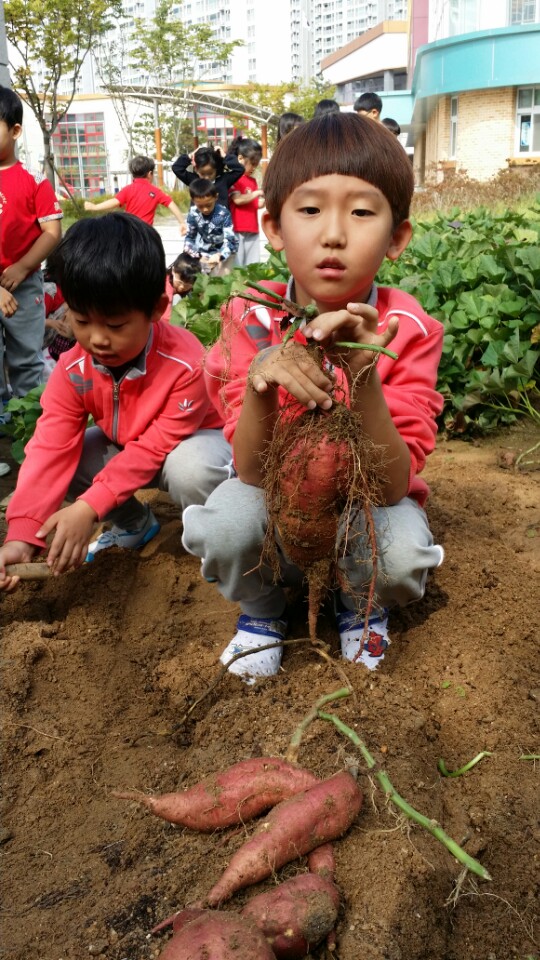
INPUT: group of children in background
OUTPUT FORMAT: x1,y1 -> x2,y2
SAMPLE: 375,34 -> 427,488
1,85 -> 443,682
82,95 -> 400,300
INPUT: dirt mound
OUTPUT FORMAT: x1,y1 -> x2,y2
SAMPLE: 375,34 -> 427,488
1,426 -> 539,959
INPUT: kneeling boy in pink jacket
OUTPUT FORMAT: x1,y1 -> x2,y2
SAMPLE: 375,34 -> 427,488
0,212 -> 231,590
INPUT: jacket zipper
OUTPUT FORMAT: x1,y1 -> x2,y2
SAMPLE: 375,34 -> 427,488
111,380 -> 121,443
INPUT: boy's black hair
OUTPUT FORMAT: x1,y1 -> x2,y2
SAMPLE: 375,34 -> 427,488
313,99 -> 341,117
129,155 -> 155,178
263,112 -> 414,228
170,252 -> 201,285
381,117 -> 401,137
276,112 -> 304,142
54,213 -> 166,317
189,178 -> 219,200
354,92 -> 383,115
193,146 -> 223,176
0,85 -> 23,128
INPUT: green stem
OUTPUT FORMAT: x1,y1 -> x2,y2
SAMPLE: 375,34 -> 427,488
286,688 -> 352,763
283,317 -> 307,344
335,342 -> 399,359
247,280 -> 287,301
236,291 -> 289,312
438,751 -> 493,778
515,439 -> 540,470
519,754 -> 540,760
318,710 -> 492,882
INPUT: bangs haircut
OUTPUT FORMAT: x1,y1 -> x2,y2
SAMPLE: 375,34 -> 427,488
55,213 -> 166,318
264,112 -> 414,227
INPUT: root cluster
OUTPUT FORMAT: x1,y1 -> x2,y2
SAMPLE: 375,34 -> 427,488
262,395 -> 387,643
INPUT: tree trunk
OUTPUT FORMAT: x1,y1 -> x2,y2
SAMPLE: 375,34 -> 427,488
42,129 -> 56,189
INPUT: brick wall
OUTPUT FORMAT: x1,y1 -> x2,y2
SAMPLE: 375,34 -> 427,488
422,87 -> 518,182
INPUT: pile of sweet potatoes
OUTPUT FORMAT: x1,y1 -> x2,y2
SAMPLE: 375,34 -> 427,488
114,756 -> 363,959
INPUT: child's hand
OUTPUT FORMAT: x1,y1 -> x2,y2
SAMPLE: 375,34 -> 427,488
36,501 -> 98,574
0,540 -> 37,593
249,341 -> 335,410
83,201 -> 94,211
46,311 -> 72,338
0,286 -> 18,317
204,253 -> 220,265
303,303 -> 399,377
0,262 -> 29,293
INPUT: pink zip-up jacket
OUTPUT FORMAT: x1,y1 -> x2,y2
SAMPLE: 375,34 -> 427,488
6,320 -> 224,547
205,282 -> 444,507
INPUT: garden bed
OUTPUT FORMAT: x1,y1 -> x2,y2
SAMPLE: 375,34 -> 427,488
1,425 -> 539,959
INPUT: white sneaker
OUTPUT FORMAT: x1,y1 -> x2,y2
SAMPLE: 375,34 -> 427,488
86,506 -> 160,562
220,614 -> 288,683
336,604 -> 390,670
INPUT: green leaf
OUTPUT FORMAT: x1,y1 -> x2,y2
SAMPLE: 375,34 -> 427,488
413,232 -> 445,260
513,228 -> 539,243
11,439 -> 26,464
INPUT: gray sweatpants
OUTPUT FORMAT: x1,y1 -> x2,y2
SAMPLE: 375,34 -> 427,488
0,270 -> 45,403
68,426 -> 232,528
235,233 -> 260,267
182,478 -> 443,618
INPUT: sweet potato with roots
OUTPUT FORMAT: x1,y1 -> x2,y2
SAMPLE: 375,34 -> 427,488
156,912 -> 276,960
202,770 -> 362,906
263,388 -> 386,643
241,873 -> 340,959
112,757 -> 319,831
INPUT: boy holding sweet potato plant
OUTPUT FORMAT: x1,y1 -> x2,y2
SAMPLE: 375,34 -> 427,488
182,112 -> 445,680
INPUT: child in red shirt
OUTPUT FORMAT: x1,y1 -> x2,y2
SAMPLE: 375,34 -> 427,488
161,253 -> 201,323
0,85 -> 63,412
84,156 -> 185,232
229,137 -> 264,266
182,113 -> 445,680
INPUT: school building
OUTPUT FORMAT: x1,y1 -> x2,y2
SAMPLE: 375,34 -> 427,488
321,1 -> 540,183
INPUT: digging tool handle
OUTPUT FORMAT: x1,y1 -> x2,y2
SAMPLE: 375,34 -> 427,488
4,564 -> 51,580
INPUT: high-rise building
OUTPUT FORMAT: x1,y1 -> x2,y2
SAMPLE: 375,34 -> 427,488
30,0 -> 411,96
309,0 -> 407,77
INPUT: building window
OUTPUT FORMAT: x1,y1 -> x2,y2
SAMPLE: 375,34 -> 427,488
509,0 -> 539,23
52,112 -> 108,195
449,96 -> 458,158
448,0 -> 478,34
516,86 -> 540,152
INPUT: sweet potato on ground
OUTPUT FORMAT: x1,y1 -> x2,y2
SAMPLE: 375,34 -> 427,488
156,912 -> 276,960
202,770 -> 362,906
307,842 -> 335,880
151,906 -> 207,936
241,873 -> 340,959
112,757 -> 318,831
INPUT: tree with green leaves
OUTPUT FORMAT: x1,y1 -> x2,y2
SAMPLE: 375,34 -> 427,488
96,0 -> 242,163
227,78 -> 337,148
131,109 -> 193,160
94,15 -> 136,158
129,0 -> 242,89
4,0 -> 122,187
288,76 -> 337,125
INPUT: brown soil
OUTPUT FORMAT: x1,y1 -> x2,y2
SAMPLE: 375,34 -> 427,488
1,424 -> 539,960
